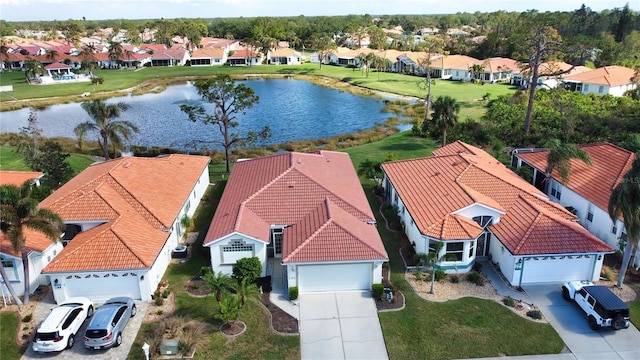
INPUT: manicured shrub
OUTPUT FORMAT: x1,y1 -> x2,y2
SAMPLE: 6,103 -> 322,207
154,290 -> 164,306
434,269 -> 446,281
232,257 -> 262,284
22,314 -> 32,322
527,310 -> 542,320
201,266 -> 212,277
372,284 -> 384,299
413,270 -> 423,280
449,275 -> 459,283
156,309 -> 164,315
162,289 -> 170,298
288,286 -> 298,300
502,297 -> 516,307
467,271 -> 484,285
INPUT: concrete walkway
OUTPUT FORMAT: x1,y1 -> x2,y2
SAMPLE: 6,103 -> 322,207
479,260 -> 533,303
267,258 -> 300,320
299,292 -> 388,360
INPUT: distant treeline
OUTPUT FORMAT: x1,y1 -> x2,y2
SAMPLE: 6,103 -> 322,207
1,4 -> 639,66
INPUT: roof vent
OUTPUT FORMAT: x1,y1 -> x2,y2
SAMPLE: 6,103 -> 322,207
366,220 -> 376,225
432,172 -> 441,177
123,162 -> 132,168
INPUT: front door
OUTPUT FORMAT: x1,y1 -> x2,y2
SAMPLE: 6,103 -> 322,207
272,228 -> 283,258
475,232 -> 491,258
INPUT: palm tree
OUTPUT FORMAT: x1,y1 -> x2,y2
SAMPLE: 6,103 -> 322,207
75,100 -> 138,160
430,96 -> 460,147
544,139 -> 592,194
204,271 -> 234,303
0,182 -> 64,305
357,159 -> 382,181
423,241 -> 445,294
45,50 -> 59,63
470,63 -> 485,81
608,153 -> 640,289
234,278 -> 259,308
218,295 -> 240,327
23,58 -> 44,84
107,41 -> 124,68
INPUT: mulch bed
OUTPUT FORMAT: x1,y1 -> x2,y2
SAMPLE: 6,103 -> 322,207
220,321 -> 245,336
375,265 -> 405,311
261,293 -> 298,333
185,274 -> 209,296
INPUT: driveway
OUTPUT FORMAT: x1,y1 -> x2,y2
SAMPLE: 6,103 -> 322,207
524,284 -> 640,360
299,291 -> 388,360
21,293 -> 149,360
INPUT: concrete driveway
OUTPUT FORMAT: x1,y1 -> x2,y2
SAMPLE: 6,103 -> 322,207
21,294 -> 148,360
524,284 -> 640,360
299,291 -> 388,360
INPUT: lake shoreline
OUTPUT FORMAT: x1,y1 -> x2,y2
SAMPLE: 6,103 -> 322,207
0,73 -> 421,112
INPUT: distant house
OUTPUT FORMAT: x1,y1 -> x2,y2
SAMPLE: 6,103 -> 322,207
0,171 -> 43,187
512,143 -> 639,268
417,27 -> 439,36
139,44 -> 167,54
479,57 -> 519,83
0,52 -> 26,70
228,50 -> 263,66
382,141 -> 612,287
267,48 -> 303,65
38,155 -> 210,303
563,65 -> 637,97
151,49 -> 189,66
189,47 -> 227,66
511,61 -> 591,89
430,54 -> 481,80
204,151 -> 388,293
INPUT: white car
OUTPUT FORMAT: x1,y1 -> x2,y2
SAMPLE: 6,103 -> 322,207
32,297 -> 94,352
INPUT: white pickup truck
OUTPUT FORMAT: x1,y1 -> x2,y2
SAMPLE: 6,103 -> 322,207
562,281 -> 630,330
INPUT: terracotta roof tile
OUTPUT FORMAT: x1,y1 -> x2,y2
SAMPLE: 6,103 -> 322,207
516,142 -> 635,216
0,171 -> 43,186
204,151 -> 387,263
563,65 -> 636,86
383,142 -> 612,255
0,228 -> 56,257
191,47 -> 225,58
39,155 -> 209,272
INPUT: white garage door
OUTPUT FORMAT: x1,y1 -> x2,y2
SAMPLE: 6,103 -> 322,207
63,271 -> 142,302
521,255 -> 595,284
298,263 -> 372,292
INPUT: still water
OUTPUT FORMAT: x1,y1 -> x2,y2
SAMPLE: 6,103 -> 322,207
0,79 -> 393,151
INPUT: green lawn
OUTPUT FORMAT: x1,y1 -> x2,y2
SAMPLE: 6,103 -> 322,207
0,312 -> 23,360
343,130 -> 438,168
366,190 -> 565,359
127,183 -> 300,360
0,64 -> 517,120
0,146 -> 96,175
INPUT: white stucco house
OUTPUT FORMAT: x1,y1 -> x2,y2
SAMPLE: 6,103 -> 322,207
35,155 -> 210,304
562,65 -> 637,97
512,143 -> 639,268
267,48 -> 303,65
381,141 -> 613,287
203,151 -> 388,293
190,47 -> 227,66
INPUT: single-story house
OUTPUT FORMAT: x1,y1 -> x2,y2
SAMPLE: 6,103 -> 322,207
0,52 -> 26,70
512,143 -> 639,268
381,141 -> 613,287
38,155 -> 210,303
562,65 -> 637,96
479,57 -> 519,83
189,47 -> 227,66
150,49 -> 190,67
0,170 -> 43,187
203,151 -> 388,293
228,50 -> 264,66
267,48 -> 303,65
511,61 -> 591,89
430,54 -> 481,80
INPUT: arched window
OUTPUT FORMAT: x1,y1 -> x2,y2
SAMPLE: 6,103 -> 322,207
472,215 -> 493,228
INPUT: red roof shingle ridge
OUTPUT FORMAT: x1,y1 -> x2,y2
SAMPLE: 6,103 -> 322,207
282,199 -> 332,262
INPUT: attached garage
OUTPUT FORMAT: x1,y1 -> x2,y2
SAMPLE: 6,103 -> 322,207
297,263 -> 372,293
59,271 -> 142,302
520,255 -> 596,284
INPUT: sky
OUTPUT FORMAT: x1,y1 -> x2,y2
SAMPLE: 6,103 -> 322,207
0,0 -> 636,22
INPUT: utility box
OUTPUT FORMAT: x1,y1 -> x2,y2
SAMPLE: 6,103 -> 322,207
161,338 -> 179,355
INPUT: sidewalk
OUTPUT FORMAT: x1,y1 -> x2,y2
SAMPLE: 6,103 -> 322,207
479,260 -> 533,304
267,258 -> 299,320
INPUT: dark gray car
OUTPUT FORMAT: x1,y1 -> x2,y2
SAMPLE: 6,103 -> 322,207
83,297 -> 137,349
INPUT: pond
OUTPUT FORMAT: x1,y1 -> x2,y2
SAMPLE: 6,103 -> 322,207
0,79 -> 396,151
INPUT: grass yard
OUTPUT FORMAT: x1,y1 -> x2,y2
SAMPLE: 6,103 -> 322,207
0,63 -> 517,120
0,145 -> 97,175
343,130 -> 437,168
0,312 -> 23,360
365,190 -> 566,359
127,183 -> 300,360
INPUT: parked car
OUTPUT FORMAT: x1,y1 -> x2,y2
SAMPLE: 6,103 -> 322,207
84,297 -> 137,349
32,297 -> 94,352
562,281 -> 631,330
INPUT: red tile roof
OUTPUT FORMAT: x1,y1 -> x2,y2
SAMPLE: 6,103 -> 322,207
0,171 -> 43,186
228,49 -> 262,59
515,142 -> 636,217
40,155 -> 210,273
563,65 -> 636,86
204,151 -> 388,263
191,47 -> 225,59
382,142 -> 612,255
1,228 -> 55,257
